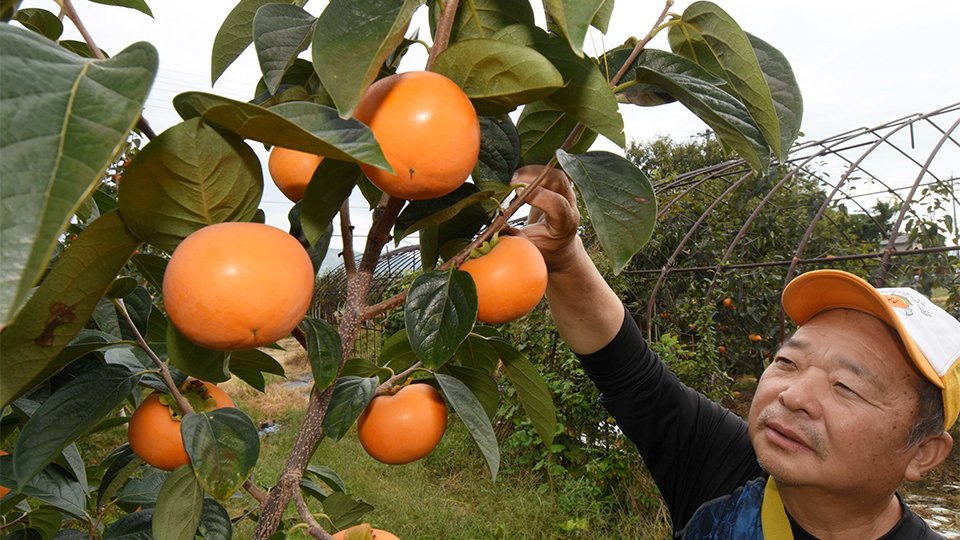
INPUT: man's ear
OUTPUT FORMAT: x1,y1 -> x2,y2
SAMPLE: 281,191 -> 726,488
905,431 -> 953,482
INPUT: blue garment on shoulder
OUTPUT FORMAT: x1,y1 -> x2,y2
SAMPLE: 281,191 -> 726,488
678,477 -> 768,539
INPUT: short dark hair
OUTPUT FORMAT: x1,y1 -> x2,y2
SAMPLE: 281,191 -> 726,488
905,378 -> 944,448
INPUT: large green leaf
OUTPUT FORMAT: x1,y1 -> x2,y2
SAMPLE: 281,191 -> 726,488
394,184 -> 494,243
165,324 -> 230,383
748,33 -> 803,158
198,499 -> 233,540
435,373 -> 499,480
117,467 -> 167,505
490,338 -> 555,448
473,115 -> 520,187
153,465 -> 203,540
253,4 -> 316,94
669,1 -> 781,158
118,117 -> 262,252
432,39 -> 564,116
556,150 -> 656,273
0,212 -> 140,408
379,330 -> 418,373
130,253 -> 168,292
590,0 -> 613,32
182,408 -> 260,501
96,445 -> 142,508
252,57 -> 332,108
322,376 -> 378,440
174,93 -> 391,171
453,334 -> 500,373
516,100 -> 597,165
0,456 -> 87,519
312,0 -> 423,118
299,159 -> 361,246
0,26 -> 156,327
13,8 -> 63,40
404,269 -> 477,369
105,509 -> 154,538
323,491 -> 376,531
14,364 -> 139,488
605,47 -> 723,107
439,364 -> 498,420
211,0 -> 302,85
633,66 -> 770,174
299,317 -> 342,392
542,0 -> 605,58
431,0 -> 535,42
494,24 -> 623,147
88,0 -> 153,17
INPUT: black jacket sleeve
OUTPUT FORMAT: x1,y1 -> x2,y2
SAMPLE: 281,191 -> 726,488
577,306 -> 764,530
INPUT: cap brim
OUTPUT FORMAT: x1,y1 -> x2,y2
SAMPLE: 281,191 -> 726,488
781,269 -> 943,388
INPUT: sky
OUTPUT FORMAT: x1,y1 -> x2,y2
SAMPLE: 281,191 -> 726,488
19,0 -> 960,267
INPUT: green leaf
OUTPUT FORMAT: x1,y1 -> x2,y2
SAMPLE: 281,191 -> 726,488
439,364 -> 498,420
252,57 -> 332,108
612,47 -> 723,106
590,0 -> 613,33
253,4 -> 316,94
300,317 -> 342,392
88,0 -> 153,17
57,39 -> 104,59
198,498 -> 233,540
490,338 -> 556,448
230,348 -> 285,376
0,26 -> 156,327
118,118 -> 262,252
517,100 -> 597,165
542,0 -> 604,57
305,464 -> 347,493
300,159 -> 361,246
556,150 -> 656,273
182,408 -> 260,501
166,324 -> 230,383
0,212 -> 140,408
211,0 -> 301,85
435,373 -> 499,479
495,25 -> 623,147
633,65 -> 770,174
322,376 -> 378,440
96,444 -> 142,508
130,253 -> 168,291
473,115 -> 520,186
431,0 -> 534,42
174,93 -> 390,171
312,0 -> 423,118
152,465 -> 203,540
748,32 -> 803,157
453,334 -> 500,373
323,491 -> 375,531
404,269 -> 477,368
13,8 -> 63,40
0,457 -> 87,519
432,39 -> 564,115
104,509 -> 153,538
14,364 -> 138,487
117,467 -> 167,505
24,505 -> 62,538
379,330 -> 418,373
1,0 -> 22,22
669,1 -> 781,157
394,184 -> 493,243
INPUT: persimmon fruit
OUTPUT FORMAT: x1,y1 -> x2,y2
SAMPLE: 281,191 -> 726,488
268,146 -> 323,203
332,524 -> 400,540
354,70 -> 480,200
722,297 -> 734,308
127,380 -> 234,471
163,222 -> 315,350
460,236 -> 548,324
357,383 -> 447,465
749,333 -> 763,342
0,450 -> 8,499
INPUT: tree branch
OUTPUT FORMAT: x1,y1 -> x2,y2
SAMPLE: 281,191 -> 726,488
243,479 -> 268,506
426,0 -> 460,70
114,299 -> 193,416
294,489 -> 334,540
374,361 -> 423,395
340,199 -> 357,275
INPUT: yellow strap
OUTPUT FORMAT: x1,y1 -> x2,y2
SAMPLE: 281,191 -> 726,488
761,476 -> 795,539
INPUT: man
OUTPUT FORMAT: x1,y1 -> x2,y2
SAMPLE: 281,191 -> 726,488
512,165 -> 959,539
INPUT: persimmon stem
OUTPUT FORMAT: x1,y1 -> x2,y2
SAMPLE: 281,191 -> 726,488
293,490 -> 333,540
426,0 -> 460,70
243,479 -> 268,507
374,361 -> 423,395
113,298 -> 194,415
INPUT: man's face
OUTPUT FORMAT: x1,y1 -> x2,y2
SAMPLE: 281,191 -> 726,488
747,309 -> 923,495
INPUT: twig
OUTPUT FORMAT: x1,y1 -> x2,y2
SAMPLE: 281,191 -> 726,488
374,361 -> 423,395
244,479 -> 268,506
610,0 -> 675,87
114,299 -> 193,415
425,0 -> 461,70
340,200 -> 357,274
293,490 -> 333,540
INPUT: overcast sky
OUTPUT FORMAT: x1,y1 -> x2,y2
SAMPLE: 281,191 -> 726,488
20,0 -> 960,263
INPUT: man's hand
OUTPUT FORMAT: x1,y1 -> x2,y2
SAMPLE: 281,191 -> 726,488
509,165 -> 583,273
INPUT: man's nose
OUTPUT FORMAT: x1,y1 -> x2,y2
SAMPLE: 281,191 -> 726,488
777,371 -> 825,419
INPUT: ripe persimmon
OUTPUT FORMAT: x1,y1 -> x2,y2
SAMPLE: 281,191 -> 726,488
268,146 -> 322,203
127,380 -> 234,471
460,236 -> 547,324
354,71 -> 480,200
357,383 -> 447,465
333,524 -> 400,540
749,333 -> 763,342
0,450 -> 8,499
722,297 -> 734,308
163,222 -> 315,350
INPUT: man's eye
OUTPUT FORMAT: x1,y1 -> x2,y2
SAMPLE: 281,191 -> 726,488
835,382 -> 860,397
774,357 -> 794,367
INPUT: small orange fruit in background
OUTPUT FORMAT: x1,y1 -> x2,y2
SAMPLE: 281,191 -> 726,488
354,70 -> 480,200
460,236 -> 547,324
268,146 -> 322,203
333,523 -> 400,540
163,222 -> 315,350
128,380 -> 234,471
0,450 -> 9,499
718,345 -> 727,354
722,297 -> 734,308
748,334 -> 762,342
357,384 -> 447,465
